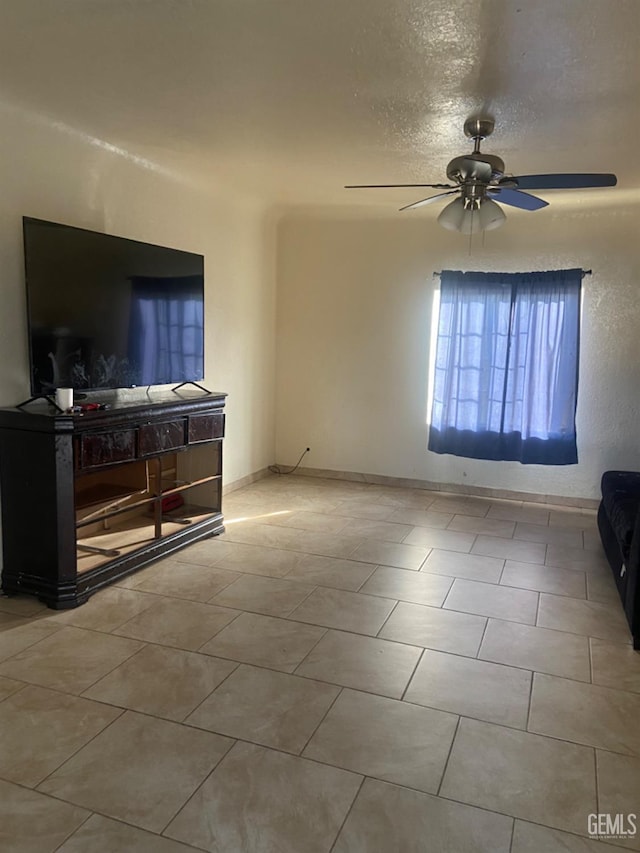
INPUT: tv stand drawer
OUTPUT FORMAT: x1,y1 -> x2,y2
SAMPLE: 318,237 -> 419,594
188,413 -> 225,443
78,429 -> 137,470
139,419 -> 186,456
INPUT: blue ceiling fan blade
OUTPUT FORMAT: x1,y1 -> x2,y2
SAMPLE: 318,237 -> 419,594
504,173 -> 617,190
488,188 -> 548,211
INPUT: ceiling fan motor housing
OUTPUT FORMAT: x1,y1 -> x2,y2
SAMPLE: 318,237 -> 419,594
446,153 -> 505,184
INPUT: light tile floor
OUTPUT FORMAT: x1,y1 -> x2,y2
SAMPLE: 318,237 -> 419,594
1,474 -> 639,852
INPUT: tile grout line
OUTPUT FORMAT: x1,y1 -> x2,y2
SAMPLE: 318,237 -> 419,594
328,775 -> 366,853
76,639 -> 158,695
435,715 -> 461,797
0,622 -> 69,666
508,816 -> 516,853
50,810 -> 96,853
474,617 -> 490,660
375,598 -> 402,639
181,659 -> 242,722
353,563 -> 380,593
399,646 -> 425,702
298,686 -> 345,757
30,703 -> 128,792
157,738 -> 238,839
525,669 -> 536,733
194,609 -> 245,652
290,626 -> 331,676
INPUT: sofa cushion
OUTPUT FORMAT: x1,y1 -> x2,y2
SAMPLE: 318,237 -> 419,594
601,470 -> 640,554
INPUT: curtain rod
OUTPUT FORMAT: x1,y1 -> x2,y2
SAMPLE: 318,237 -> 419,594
432,269 -> 592,278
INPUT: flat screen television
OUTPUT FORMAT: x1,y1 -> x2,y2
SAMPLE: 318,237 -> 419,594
23,217 -> 205,395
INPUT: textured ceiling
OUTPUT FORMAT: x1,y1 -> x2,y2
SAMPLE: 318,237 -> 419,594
0,0 -> 638,207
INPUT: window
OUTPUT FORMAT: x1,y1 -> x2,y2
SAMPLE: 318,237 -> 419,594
428,269 -> 581,465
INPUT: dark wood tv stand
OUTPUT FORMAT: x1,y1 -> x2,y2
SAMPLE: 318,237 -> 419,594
0,391 -> 226,609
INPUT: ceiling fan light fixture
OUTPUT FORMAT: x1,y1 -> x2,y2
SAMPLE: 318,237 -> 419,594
437,197 -> 469,232
438,196 -> 505,234
478,197 -> 506,231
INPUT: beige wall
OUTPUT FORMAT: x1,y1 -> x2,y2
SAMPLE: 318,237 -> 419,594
1,93 -> 638,505
0,100 -> 277,487
275,199 -> 640,500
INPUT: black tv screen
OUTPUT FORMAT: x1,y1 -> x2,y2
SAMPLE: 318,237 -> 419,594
23,217 -> 205,395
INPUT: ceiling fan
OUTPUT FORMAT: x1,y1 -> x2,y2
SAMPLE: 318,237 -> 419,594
345,118 -> 617,233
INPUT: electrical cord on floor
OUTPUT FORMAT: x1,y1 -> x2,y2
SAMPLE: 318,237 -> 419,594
269,447 -> 310,475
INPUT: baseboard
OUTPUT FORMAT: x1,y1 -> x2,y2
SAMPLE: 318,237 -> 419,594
223,467 -> 272,496
279,464 -> 600,510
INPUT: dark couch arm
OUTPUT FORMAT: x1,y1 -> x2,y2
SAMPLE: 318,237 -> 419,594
601,471 -> 640,560
624,508 -> 640,644
599,470 -> 640,649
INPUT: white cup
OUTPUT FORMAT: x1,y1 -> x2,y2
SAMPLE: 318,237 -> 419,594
55,388 -> 73,411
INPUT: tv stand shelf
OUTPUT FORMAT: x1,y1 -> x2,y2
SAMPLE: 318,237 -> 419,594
0,391 -> 227,609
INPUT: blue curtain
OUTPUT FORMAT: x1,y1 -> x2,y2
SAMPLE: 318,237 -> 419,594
428,269 -> 581,465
